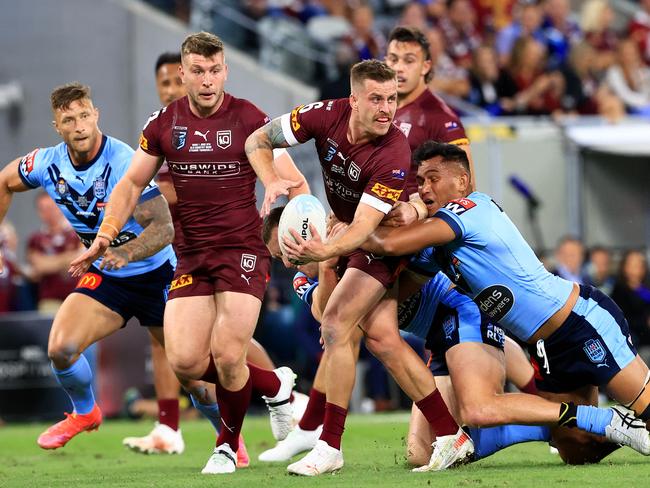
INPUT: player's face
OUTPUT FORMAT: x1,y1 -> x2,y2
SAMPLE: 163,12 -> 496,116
416,157 -> 468,216
351,78 -> 398,137
53,99 -> 100,155
385,40 -> 430,98
181,52 -> 228,115
156,62 -> 185,106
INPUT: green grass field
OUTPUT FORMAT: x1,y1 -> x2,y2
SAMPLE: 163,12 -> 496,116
1,413 -> 649,487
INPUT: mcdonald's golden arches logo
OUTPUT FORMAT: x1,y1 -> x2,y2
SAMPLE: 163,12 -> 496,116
76,272 -> 102,290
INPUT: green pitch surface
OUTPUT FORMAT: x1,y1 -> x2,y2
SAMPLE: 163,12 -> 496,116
2,413 -> 649,487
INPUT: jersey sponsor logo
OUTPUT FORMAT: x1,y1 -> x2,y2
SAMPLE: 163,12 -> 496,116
324,144 -> 337,162
326,100 -> 334,111
139,133 -> 149,150
475,285 -> 514,322
167,161 -> 240,177
241,253 -> 257,273
397,290 -> 421,330
194,129 -> 210,142
93,177 -> 106,199
76,230 -> 137,249
55,177 -> 68,196
216,130 -> 231,150
442,314 -> 456,341
370,182 -> 403,203
583,339 -> 607,364
443,198 -> 476,215
323,174 -> 361,202
331,164 -> 345,176
19,149 -> 39,177
172,126 -> 187,150
169,273 -> 193,291
293,274 -> 311,300
347,161 -> 361,182
398,122 -> 412,138
290,105 -> 304,132
485,324 -> 505,347
76,272 -> 102,290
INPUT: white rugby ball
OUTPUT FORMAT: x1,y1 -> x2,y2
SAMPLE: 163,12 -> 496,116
278,194 -> 328,265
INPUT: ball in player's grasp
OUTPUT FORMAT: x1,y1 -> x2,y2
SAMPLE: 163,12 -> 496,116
278,194 -> 327,265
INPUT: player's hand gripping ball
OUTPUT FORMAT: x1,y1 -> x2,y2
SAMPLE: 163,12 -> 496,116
278,194 -> 327,265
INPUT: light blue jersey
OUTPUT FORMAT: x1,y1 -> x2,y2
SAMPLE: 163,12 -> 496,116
18,135 -> 176,278
400,272 -> 453,339
428,191 -> 574,341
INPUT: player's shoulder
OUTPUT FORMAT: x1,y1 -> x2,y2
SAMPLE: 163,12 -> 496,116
384,122 -> 410,149
103,135 -> 135,161
440,192 -> 488,217
23,142 -> 63,169
420,91 -> 460,118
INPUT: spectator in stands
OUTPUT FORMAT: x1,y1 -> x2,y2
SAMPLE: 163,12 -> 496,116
580,0 -> 617,72
427,26 -> 471,97
27,192 -> 82,313
541,0 -> 581,69
469,0 -> 517,35
586,245 -> 615,296
605,38 -> 650,115
466,43 -> 519,114
438,0 -> 482,69
0,221 -> 21,313
550,235 -> 591,284
495,0 -> 546,67
628,0 -> 650,65
503,36 -> 564,114
319,41 -> 356,99
398,1 -> 430,32
343,2 -> 386,60
611,250 -> 650,363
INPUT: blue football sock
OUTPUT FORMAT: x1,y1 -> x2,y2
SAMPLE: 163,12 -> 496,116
190,394 -> 221,434
52,354 -> 95,415
469,424 -> 551,459
576,405 -> 613,436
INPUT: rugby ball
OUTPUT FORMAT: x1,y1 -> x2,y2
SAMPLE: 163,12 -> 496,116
278,194 -> 327,265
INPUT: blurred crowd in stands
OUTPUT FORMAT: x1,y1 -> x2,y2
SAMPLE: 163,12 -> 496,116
184,0 -> 650,120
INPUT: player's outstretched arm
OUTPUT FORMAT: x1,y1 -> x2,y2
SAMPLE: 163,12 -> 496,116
0,158 -> 33,272
362,217 -> 457,256
245,117 -> 303,216
97,194 -> 174,271
69,148 -> 162,276
272,149 -> 310,199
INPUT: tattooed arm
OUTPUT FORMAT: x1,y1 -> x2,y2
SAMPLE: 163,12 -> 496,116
245,116 -> 304,217
98,194 -> 173,271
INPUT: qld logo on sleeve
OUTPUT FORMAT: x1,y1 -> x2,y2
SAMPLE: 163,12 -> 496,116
172,126 -> 187,150
444,198 -> 476,215
583,339 -> 607,364
475,285 -> 514,322
240,253 -> 257,273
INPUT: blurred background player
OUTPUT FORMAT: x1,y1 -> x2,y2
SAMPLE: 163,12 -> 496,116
26,192 -> 82,314
73,33 -> 310,475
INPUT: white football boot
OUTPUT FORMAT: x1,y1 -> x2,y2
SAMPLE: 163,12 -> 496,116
291,391 -> 310,427
122,422 -> 185,454
412,427 -> 474,472
263,367 -> 297,441
287,440 -> 344,476
605,405 -> 650,455
201,444 -> 237,474
259,425 -> 323,462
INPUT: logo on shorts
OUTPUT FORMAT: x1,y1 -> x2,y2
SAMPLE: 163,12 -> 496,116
486,324 -> 505,347
216,130 -> 231,149
583,339 -> 607,364
77,272 -> 102,290
240,253 -> 257,273
169,274 -> 193,291
172,126 -> 187,150
442,315 -> 456,341
475,285 -> 514,322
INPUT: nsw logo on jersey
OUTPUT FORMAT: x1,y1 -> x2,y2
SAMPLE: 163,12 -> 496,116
93,177 -> 106,199
443,198 -> 476,215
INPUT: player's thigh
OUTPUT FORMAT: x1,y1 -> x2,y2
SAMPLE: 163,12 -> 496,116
504,336 -> 534,388
360,290 -> 401,350
446,342 -> 506,408
211,290 -> 262,356
320,267 -> 387,341
164,295 -> 216,363
606,354 -> 650,408
48,292 -> 124,356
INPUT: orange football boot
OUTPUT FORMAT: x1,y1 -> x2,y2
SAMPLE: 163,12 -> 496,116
37,404 -> 102,449
237,433 -> 250,468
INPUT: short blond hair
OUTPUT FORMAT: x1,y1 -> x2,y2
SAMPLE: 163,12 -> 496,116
181,32 -> 224,60
50,82 -> 92,112
350,60 -> 396,90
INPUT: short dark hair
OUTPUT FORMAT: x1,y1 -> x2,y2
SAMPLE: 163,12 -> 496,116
50,82 -> 92,112
350,60 -> 396,89
387,26 -> 433,82
155,52 -> 182,74
413,141 -> 470,173
181,32 -> 224,61
262,206 -> 285,245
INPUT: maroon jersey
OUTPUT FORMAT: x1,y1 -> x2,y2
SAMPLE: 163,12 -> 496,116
280,99 -> 410,223
394,90 -> 469,196
27,228 -> 79,301
140,94 -> 270,251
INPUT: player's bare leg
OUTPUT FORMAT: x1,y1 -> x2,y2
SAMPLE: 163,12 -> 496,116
38,293 -> 124,449
504,337 -> 538,393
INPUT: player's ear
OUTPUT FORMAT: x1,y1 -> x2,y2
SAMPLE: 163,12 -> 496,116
349,92 -> 358,111
421,58 -> 432,78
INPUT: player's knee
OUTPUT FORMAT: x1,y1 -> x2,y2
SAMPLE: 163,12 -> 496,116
167,353 -> 204,380
48,341 -> 79,369
459,403 -> 496,428
213,349 -> 245,373
365,335 -> 401,365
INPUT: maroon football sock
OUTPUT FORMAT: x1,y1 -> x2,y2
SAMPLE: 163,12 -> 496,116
520,376 -> 538,395
158,398 -> 180,431
199,358 -> 218,384
416,390 -> 458,437
214,375 -> 252,452
319,402 -> 347,450
299,388 -> 326,431
248,363 -> 281,398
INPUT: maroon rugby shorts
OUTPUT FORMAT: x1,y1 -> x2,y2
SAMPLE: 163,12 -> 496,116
337,249 -> 408,288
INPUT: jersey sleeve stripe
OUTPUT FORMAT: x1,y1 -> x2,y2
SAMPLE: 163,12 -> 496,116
360,192 -> 392,214
17,166 -> 38,189
137,186 -> 162,204
448,138 -> 470,146
272,148 -> 288,158
434,209 -> 463,239
280,113 -> 300,147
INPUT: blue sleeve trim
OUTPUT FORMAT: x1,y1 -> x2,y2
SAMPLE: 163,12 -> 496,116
18,167 -> 38,189
138,187 -> 161,204
434,210 -> 462,239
